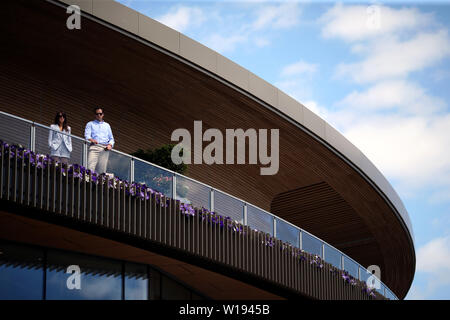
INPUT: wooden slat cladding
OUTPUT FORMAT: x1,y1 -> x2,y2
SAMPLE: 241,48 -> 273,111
0,145 -> 387,300
0,0 -> 414,298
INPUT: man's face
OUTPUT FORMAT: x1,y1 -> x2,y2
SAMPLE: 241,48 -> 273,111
95,109 -> 104,121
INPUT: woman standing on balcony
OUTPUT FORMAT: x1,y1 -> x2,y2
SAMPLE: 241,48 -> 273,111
48,111 -> 72,164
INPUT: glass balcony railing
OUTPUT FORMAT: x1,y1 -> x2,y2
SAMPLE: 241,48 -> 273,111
302,231 -> 323,258
0,110 -> 397,300
275,218 -> 300,248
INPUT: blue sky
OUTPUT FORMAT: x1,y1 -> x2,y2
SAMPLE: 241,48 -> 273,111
116,0 -> 450,300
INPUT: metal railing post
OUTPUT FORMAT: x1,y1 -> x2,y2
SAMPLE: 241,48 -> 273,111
299,230 -> 303,250
210,189 -> 214,212
172,174 -> 177,200
130,158 -> 134,183
30,124 -> 35,152
82,141 -> 88,168
243,203 -> 247,225
273,218 -> 277,237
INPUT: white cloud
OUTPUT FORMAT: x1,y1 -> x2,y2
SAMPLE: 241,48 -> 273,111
410,236 -> 450,299
314,4 -> 450,203
336,30 -> 450,83
251,2 -> 301,31
307,82 -> 450,198
319,4 -> 450,83
157,6 -> 205,33
254,37 -> 270,48
416,237 -> 450,274
320,3 -> 433,42
281,60 -> 318,77
277,59 -> 319,102
205,33 -> 248,54
198,2 -> 302,54
302,100 -> 328,118
157,2 -> 302,54
337,80 -> 445,115
276,80 -> 314,102
342,114 -> 450,191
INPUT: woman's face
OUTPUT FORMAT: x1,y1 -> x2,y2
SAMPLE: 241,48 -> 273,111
58,114 -> 65,125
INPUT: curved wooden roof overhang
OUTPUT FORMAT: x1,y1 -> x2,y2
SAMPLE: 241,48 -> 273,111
0,0 -> 415,298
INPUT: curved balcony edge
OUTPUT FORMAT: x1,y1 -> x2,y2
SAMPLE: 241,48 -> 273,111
0,138 -> 395,300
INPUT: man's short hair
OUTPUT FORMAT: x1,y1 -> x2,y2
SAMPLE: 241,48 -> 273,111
94,107 -> 104,114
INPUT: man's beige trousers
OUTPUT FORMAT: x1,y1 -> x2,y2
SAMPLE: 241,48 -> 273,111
87,144 -> 110,174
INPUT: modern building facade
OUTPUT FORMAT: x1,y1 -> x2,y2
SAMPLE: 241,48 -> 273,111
0,0 -> 415,300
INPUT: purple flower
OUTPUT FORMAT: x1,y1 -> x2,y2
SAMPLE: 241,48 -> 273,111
341,272 -> 350,282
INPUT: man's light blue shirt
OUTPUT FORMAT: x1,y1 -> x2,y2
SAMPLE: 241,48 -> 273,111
84,120 -> 115,147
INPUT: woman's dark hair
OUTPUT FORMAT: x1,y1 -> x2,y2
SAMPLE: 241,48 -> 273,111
54,111 -> 68,131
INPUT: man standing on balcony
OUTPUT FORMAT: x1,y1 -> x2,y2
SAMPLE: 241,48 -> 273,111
84,107 -> 115,174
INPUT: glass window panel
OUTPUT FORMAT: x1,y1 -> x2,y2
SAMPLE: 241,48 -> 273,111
104,150 -> 130,181
34,126 -> 83,166
276,219 -> 299,247
324,245 -> 341,269
360,267 -> 372,284
125,263 -> 148,300
134,160 -> 173,197
385,288 -> 397,300
343,256 -> 359,279
247,205 -> 273,236
214,191 -> 244,223
0,242 -> 44,300
161,275 -> 190,300
0,113 -> 31,149
46,250 -> 122,300
176,175 -> 210,210
376,283 -> 385,296
302,232 -> 322,257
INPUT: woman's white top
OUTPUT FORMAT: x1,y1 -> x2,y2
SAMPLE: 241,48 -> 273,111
48,124 -> 72,158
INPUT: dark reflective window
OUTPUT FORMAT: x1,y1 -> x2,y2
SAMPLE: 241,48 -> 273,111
161,275 -> 190,300
149,269 -> 161,300
0,241 -> 205,300
46,250 -> 122,300
125,263 -> 148,300
0,242 -> 44,300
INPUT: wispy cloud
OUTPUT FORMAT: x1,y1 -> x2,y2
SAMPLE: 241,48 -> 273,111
281,60 -> 318,77
276,60 -> 318,102
336,30 -> 450,83
337,80 -> 445,115
205,33 -> 248,54
315,4 -> 450,203
251,2 -> 302,31
156,6 -> 205,33
156,2 -> 303,54
410,236 -> 450,299
319,3 -> 433,42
